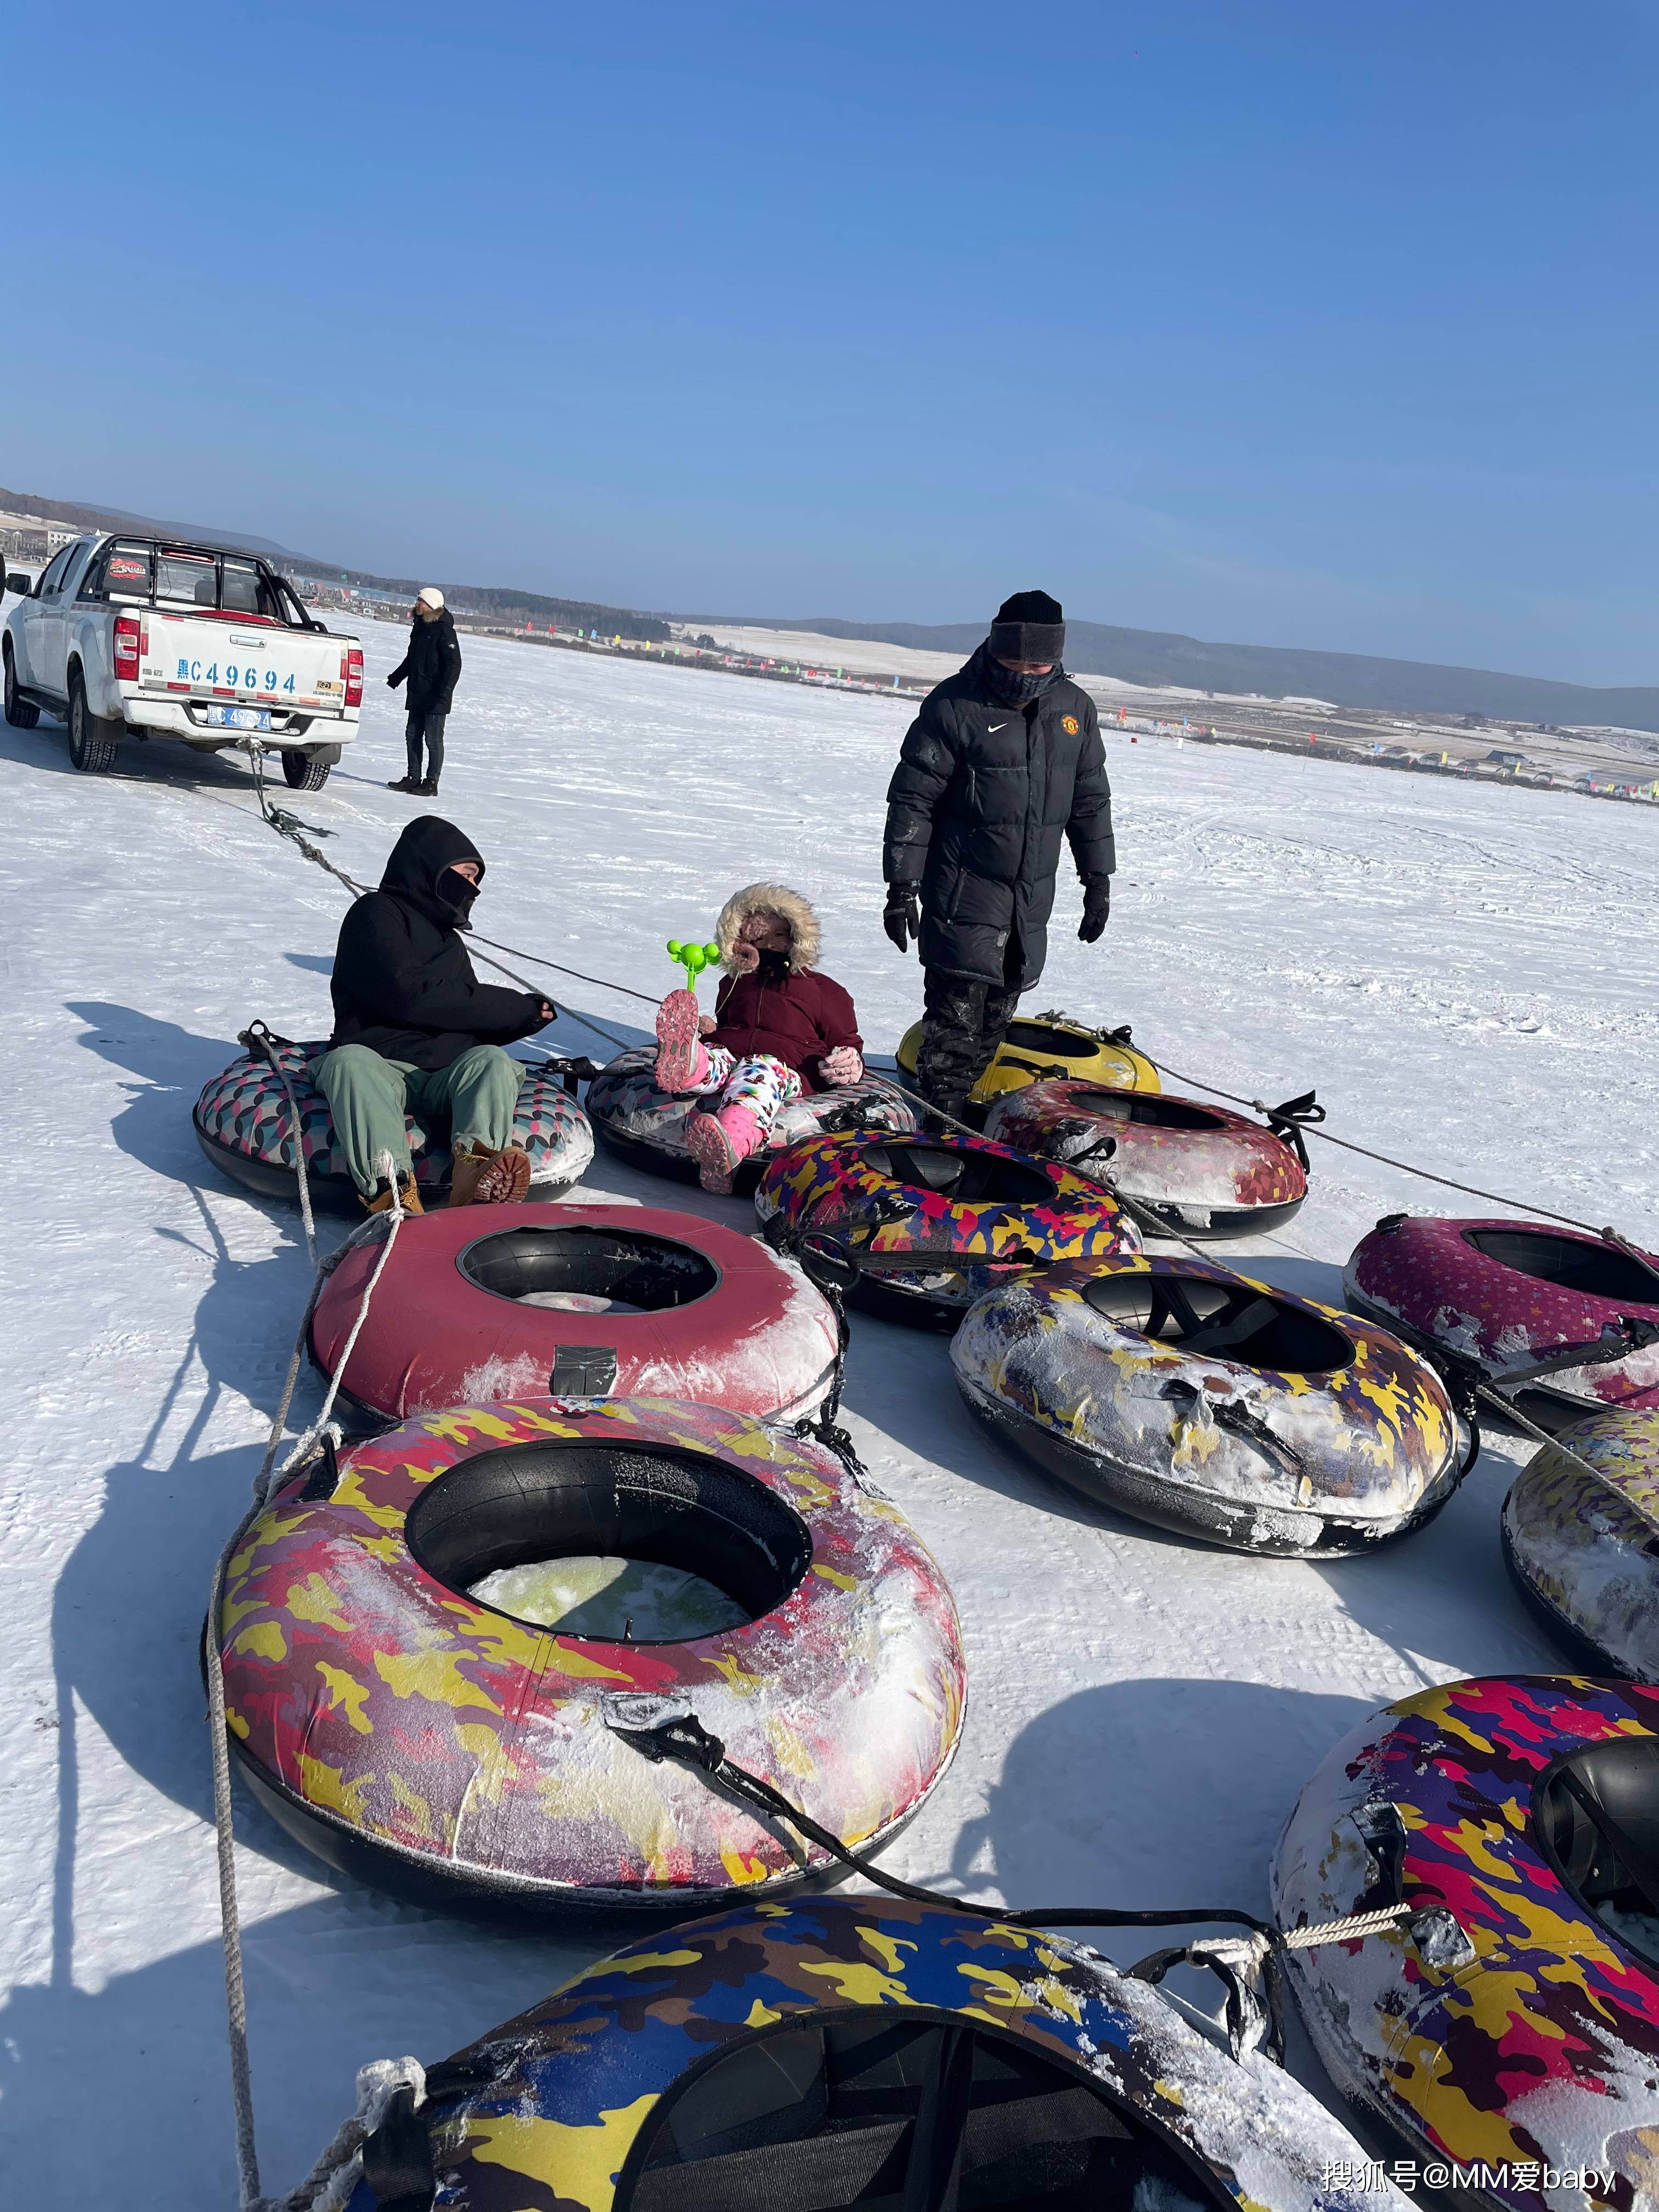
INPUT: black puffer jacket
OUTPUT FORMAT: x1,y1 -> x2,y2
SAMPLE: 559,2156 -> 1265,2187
388,608 -> 462,715
328,816 -> 547,1070
882,645 -> 1116,987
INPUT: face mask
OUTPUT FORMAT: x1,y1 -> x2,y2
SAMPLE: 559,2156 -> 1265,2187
755,947 -> 790,980
985,658 -> 1058,708
438,870 -> 480,922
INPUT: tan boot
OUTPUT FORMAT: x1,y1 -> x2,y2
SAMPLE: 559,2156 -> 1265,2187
447,1141 -> 533,1207
364,1173 -> 423,1216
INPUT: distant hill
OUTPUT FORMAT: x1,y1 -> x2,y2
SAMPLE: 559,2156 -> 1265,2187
7,483 -> 1652,726
715,614 -> 1659,735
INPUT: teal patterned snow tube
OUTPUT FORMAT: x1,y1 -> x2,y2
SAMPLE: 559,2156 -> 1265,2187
193,1028 -> 594,1212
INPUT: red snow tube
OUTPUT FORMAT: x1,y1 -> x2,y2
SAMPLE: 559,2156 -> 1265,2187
311,1203 -> 842,1425
1344,1214 -> 1659,1432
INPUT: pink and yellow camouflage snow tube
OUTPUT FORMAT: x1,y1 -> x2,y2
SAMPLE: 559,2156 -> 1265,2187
1274,1674 -> 1659,2207
983,1076 -> 1307,1239
1345,1214 -> 1659,1431
216,1397 -> 965,1916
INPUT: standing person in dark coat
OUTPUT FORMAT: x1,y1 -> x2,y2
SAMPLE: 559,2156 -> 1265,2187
882,590 -> 1114,1122
386,586 -> 462,795
311,815 -> 555,1211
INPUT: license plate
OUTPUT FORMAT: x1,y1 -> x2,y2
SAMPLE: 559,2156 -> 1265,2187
206,706 -> 271,730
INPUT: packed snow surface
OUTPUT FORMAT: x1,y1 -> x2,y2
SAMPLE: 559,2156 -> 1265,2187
468,1556 -> 748,1638
3,607 -> 1657,2200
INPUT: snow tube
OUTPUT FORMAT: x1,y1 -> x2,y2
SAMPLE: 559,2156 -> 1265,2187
897,1008 -> 1160,1105
1273,1674 -> 1659,2205
1345,1213 -> 1659,1432
341,1896 -> 1397,2212
953,1255 -> 1460,1553
754,1129 -> 1139,1327
192,1029 -> 594,1212
1503,1408 -> 1659,1679
983,1077 -> 1308,1239
586,1045 -> 916,1187
309,1200 -> 840,1426
216,1397 -> 964,1916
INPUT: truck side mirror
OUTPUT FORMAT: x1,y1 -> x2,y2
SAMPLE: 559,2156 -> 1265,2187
5,573 -> 30,595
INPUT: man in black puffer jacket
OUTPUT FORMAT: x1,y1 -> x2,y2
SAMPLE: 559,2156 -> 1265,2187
312,815 -> 555,1211
882,590 -> 1115,1120
387,586 -> 462,795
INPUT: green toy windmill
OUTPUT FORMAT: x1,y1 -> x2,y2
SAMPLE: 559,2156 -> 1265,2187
667,936 -> 723,991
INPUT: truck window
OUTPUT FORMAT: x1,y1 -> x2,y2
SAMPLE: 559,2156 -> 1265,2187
221,557 -> 286,622
155,550 -> 218,607
78,543 -> 155,602
36,546 -> 76,596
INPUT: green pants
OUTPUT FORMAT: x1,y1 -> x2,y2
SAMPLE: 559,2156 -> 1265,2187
311,1043 -> 522,1196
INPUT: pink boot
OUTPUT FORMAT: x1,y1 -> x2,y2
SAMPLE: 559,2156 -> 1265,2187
654,988 -> 709,1092
685,1101 -> 765,1193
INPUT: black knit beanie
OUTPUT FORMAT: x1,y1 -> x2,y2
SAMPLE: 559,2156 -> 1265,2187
988,589 -> 1064,665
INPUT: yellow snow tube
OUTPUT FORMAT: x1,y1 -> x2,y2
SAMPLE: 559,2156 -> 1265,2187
896,1012 -> 1161,1103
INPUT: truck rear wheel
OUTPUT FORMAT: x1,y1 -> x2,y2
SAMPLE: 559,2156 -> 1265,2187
3,642 -> 41,729
280,747 -> 332,791
67,668 -> 121,773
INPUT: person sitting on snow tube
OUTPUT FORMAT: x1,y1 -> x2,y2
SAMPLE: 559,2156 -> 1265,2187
654,883 -> 864,1193
312,815 -> 556,1214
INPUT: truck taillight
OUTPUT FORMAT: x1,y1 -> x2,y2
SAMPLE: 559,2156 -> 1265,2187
344,646 -> 363,708
114,614 -> 142,679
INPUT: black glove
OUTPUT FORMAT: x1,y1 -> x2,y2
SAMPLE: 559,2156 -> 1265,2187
1079,876 -> 1111,943
883,885 -> 921,953
385,672 -> 398,687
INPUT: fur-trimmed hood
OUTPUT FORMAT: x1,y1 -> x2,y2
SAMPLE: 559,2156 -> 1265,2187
714,883 -> 822,974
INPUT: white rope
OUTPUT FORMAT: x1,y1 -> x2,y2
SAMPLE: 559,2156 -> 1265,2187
1279,1903 -> 1417,1950
207,1156 -> 407,2208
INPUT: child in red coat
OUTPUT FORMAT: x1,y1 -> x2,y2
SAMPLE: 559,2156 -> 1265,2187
655,882 -> 864,1191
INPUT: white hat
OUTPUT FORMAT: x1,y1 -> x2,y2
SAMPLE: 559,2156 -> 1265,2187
416,586 -> 444,610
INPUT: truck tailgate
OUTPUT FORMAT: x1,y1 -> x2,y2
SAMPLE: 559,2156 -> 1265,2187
138,614 -> 354,717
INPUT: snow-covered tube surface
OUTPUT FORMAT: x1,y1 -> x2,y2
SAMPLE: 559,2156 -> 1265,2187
755,1128 -> 1139,1324
897,1008 -> 1160,1103
1344,1214 -> 1659,1431
217,1397 -> 965,1916
310,1200 -> 841,1425
586,1045 -> 916,1186
193,1031 -> 594,1211
953,1256 -> 1460,1554
1273,1675 -> 1659,2209
1503,1408 -> 1659,1679
983,1076 -> 1308,1239
342,1895 -> 1406,2212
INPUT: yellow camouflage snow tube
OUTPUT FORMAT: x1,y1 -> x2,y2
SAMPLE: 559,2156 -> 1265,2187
897,1011 -> 1159,1103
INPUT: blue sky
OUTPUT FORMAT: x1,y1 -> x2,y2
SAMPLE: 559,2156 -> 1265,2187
2,2 -> 1652,681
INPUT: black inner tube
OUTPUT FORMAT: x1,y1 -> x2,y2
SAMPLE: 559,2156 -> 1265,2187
1002,1020 -> 1099,1059
458,1225 -> 720,1310
1534,1736 -> 1659,1967
1463,1228 -> 1659,1306
1082,1272 -> 1353,1373
859,1142 -> 1057,1208
404,1441 -> 811,1637
623,2006 -> 1232,2211
1067,1091 -> 1227,1134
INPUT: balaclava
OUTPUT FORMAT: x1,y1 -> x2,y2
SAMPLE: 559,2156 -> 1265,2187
985,589 -> 1065,707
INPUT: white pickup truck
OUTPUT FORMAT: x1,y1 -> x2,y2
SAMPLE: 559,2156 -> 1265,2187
3,532 -> 362,786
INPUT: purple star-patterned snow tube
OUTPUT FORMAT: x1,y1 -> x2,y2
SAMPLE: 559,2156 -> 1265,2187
1344,1213 -> 1659,1432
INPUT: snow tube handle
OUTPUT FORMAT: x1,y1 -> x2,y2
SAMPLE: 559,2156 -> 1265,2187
1262,1090 -> 1323,1173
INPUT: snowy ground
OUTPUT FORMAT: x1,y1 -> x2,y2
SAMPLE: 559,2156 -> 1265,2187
3,609 -> 1657,2202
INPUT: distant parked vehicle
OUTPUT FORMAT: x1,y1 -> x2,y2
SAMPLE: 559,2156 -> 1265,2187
3,533 -> 362,785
